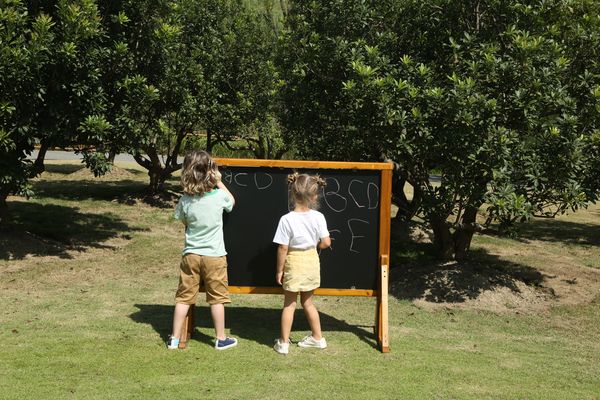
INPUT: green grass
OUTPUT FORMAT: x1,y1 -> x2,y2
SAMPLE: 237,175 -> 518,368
1,163 -> 599,399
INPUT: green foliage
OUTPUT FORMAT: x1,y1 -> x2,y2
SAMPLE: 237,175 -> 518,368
0,1 -> 46,202
1,0 -> 105,215
81,151 -> 113,177
3,0 -> 597,244
1,0 -> 283,204
279,0 -> 600,258
91,0 -> 281,191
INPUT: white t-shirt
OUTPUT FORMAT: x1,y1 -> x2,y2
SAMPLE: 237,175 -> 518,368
273,210 -> 329,250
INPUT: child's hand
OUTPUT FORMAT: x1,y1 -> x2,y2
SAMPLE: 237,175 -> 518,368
214,169 -> 222,182
276,271 -> 284,285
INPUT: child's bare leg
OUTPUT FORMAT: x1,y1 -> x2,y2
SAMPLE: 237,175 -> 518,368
300,291 -> 322,340
280,290 -> 297,342
172,303 -> 191,339
210,303 -> 226,340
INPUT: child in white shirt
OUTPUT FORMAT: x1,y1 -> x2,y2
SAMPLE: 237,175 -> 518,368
272,172 -> 331,355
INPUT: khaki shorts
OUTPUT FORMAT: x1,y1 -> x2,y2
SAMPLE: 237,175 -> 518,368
175,254 -> 231,305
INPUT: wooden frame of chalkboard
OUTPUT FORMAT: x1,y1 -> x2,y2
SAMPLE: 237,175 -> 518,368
179,158 -> 392,352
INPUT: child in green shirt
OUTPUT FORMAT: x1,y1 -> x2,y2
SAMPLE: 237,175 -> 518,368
167,150 -> 237,350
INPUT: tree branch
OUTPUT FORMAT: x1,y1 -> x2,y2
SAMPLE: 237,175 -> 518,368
132,152 -> 152,170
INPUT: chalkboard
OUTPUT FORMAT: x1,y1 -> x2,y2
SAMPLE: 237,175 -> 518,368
178,159 -> 392,352
217,159 -> 392,292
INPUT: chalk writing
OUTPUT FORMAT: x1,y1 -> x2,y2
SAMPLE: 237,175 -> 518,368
321,177 -> 380,215
368,182 -> 379,209
221,168 -> 380,256
254,173 -> 273,190
322,177 -> 347,213
347,219 -> 369,253
223,170 -> 273,190
348,179 -> 366,208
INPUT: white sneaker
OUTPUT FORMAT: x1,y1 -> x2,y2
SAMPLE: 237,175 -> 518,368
166,335 -> 180,350
273,338 -> 290,355
298,335 -> 327,349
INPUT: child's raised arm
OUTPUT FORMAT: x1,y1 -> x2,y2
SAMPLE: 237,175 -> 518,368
217,180 -> 235,206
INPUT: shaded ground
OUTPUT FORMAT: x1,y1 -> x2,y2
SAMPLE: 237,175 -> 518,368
34,163 -> 181,209
67,165 -> 139,181
0,201 -> 145,261
389,210 -> 600,314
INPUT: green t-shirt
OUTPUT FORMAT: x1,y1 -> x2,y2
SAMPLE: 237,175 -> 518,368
174,189 -> 234,256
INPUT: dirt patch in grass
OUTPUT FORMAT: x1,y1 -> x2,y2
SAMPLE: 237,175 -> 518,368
119,190 -> 180,209
390,258 -> 557,314
68,165 -> 138,181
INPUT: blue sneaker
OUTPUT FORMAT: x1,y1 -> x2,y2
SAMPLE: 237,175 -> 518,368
167,335 -> 180,350
215,337 -> 238,350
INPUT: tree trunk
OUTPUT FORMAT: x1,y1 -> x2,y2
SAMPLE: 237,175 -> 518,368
206,129 -> 213,153
429,206 -> 479,261
148,168 -> 164,194
391,170 -> 421,221
430,215 -> 455,260
0,192 -> 8,225
107,149 -> 116,164
132,149 -> 167,194
31,140 -> 49,177
146,147 -> 166,193
160,168 -> 173,188
453,206 -> 478,261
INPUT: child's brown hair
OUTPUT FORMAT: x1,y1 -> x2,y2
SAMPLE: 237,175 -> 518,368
181,150 -> 220,196
288,172 -> 326,209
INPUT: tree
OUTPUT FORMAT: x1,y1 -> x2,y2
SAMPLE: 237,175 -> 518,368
218,0 -> 286,159
278,0 -> 600,259
187,0 -> 281,158
91,0 -> 282,192
1,0 -> 106,222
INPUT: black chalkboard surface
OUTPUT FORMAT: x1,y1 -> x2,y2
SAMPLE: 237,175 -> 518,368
219,162 -> 387,291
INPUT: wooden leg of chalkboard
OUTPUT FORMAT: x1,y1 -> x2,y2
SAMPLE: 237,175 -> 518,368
379,263 -> 390,352
189,305 -> 195,340
375,295 -> 380,338
376,256 -> 390,353
179,305 -> 194,349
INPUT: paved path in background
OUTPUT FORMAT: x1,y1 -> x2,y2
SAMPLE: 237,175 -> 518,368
29,150 -> 136,162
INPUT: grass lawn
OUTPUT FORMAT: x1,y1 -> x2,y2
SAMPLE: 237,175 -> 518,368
1,161 -> 599,400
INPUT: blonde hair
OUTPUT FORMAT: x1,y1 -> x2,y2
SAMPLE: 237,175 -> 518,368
181,150 -> 220,196
288,172 -> 326,209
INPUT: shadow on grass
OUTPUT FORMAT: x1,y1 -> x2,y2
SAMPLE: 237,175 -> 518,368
43,163 -> 146,177
390,221 -> 548,303
389,220 -> 437,267
43,164 -> 85,174
513,218 -> 600,247
33,179 -> 148,202
130,304 -> 378,349
32,179 -> 180,209
390,249 -> 547,303
0,201 -> 146,260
